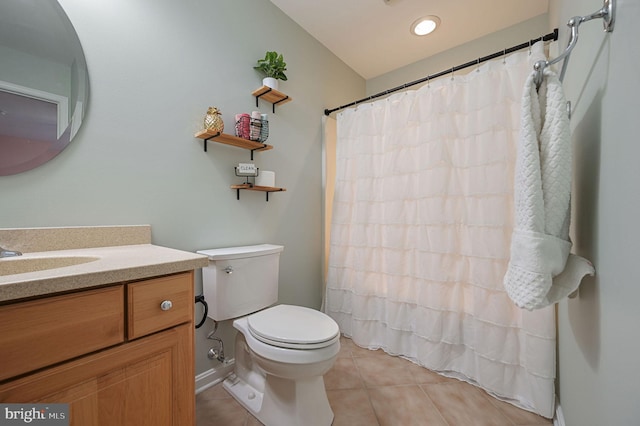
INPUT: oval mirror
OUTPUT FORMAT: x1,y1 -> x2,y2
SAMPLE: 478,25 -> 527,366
0,0 -> 89,176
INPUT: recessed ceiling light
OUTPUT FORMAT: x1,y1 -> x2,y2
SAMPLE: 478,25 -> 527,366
411,16 -> 441,36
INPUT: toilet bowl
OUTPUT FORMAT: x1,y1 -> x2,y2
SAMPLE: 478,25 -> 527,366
197,245 -> 340,426
224,305 -> 340,426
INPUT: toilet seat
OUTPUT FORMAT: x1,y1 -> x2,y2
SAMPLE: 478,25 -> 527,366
248,305 -> 340,350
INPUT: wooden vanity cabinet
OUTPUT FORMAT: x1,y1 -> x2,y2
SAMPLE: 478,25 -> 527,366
0,271 -> 195,426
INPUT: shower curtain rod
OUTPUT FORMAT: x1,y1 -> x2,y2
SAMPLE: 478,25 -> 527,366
324,28 -> 559,116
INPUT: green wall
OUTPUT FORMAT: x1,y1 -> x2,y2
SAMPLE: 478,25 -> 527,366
0,0 -> 364,376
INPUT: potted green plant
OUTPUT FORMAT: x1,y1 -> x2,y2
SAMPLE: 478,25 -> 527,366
254,51 -> 288,90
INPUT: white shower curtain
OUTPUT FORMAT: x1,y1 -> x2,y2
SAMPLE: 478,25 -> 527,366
325,43 -> 556,418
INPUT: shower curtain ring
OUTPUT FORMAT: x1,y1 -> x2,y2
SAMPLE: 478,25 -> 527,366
502,49 -> 506,64
476,58 -> 480,72
450,67 -> 454,80
528,40 -> 532,55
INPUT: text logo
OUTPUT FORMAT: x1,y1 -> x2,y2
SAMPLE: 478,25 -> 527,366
1,405 -> 68,425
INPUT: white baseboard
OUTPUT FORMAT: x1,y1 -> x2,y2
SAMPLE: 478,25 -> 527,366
554,403 -> 566,426
195,359 -> 235,394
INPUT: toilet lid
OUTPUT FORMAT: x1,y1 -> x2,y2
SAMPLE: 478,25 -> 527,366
248,305 -> 340,350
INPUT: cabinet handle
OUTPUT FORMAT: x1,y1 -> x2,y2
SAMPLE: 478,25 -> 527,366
160,300 -> 173,311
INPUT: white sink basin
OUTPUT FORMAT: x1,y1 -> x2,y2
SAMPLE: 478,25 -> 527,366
0,256 -> 100,276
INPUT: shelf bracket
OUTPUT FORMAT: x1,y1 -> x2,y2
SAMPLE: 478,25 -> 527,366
249,146 -> 266,160
202,132 -> 220,152
234,190 -> 270,201
271,96 -> 289,113
255,87 -> 272,108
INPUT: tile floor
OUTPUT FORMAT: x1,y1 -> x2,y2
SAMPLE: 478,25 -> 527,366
196,336 -> 553,426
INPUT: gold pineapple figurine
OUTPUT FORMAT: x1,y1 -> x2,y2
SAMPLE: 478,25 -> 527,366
204,107 -> 224,134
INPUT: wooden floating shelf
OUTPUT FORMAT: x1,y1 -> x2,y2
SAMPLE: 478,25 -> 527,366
231,184 -> 286,201
194,129 -> 272,157
252,86 -> 292,112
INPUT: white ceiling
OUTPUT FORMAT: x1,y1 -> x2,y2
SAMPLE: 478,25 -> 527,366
269,0 -> 549,79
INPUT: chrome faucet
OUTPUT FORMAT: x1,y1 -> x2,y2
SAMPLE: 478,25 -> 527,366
0,246 -> 22,258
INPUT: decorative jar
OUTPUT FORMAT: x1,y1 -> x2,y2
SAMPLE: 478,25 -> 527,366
204,107 -> 224,133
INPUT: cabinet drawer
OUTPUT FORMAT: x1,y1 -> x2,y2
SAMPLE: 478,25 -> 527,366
0,286 -> 125,382
127,272 -> 193,340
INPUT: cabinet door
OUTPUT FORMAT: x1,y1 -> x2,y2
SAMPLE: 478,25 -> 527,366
0,323 -> 194,426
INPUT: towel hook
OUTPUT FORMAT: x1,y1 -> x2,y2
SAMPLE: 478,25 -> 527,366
534,0 -> 615,89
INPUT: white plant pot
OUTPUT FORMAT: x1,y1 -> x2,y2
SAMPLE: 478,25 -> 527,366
263,77 -> 278,90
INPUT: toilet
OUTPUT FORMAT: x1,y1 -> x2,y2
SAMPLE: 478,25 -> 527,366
197,244 -> 340,426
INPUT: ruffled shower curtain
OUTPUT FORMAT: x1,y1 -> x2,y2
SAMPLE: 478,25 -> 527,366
325,43 -> 556,417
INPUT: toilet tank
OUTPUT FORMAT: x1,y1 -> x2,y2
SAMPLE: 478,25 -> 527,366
197,244 -> 284,321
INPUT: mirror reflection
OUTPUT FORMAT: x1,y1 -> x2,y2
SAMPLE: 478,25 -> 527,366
0,0 -> 89,176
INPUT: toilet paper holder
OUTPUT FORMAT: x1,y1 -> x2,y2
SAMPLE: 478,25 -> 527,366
234,166 -> 259,185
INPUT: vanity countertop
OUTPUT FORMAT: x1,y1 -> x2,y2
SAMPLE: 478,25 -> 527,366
0,225 -> 209,303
